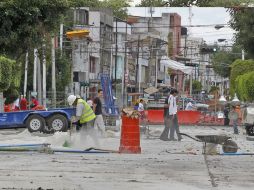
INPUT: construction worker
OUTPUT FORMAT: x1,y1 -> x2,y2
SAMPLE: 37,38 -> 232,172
67,94 -> 96,129
67,95 -> 98,144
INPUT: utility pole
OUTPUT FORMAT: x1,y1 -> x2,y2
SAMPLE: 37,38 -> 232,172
33,49 -> 38,93
135,35 -> 140,92
24,51 -> 28,97
51,37 -> 56,108
114,18 -> 118,95
155,49 -> 158,88
42,41 -> 47,108
60,24 -> 63,56
115,18 -> 118,84
37,56 -> 42,104
122,21 -> 128,107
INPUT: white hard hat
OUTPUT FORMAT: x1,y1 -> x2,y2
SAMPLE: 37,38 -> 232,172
67,95 -> 77,106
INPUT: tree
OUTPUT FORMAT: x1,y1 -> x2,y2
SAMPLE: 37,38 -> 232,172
211,45 -> 242,78
229,8 -> 254,58
229,59 -> 254,96
0,0 -> 70,59
46,51 -> 71,91
0,56 -> 15,92
167,0 -> 252,6
137,0 -> 168,7
235,71 -> 254,101
0,0 -> 72,103
68,0 -> 100,7
192,80 -> 202,93
209,86 -> 220,94
99,0 -> 131,19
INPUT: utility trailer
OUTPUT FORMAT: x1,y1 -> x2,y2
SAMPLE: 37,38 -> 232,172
0,108 -> 75,133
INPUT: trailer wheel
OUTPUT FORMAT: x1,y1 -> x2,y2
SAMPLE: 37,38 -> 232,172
222,139 -> 238,153
46,114 -> 68,132
26,115 -> 46,133
246,125 -> 254,136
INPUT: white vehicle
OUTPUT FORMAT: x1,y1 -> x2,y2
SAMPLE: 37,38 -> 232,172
242,104 -> 254,136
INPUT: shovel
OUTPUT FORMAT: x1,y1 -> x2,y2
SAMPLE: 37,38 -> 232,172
63,119 -> 74,147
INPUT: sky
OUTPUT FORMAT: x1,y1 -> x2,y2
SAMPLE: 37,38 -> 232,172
127,6 -> 235,44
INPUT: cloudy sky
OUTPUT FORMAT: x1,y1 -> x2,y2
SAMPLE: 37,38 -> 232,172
127,6 -> 235,44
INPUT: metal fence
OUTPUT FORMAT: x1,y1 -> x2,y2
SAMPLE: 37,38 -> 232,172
46,91 -> 69,108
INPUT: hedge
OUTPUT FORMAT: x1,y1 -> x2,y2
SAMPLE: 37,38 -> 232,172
0,56 -> 15,91
230,59 -> 254,96
235,71 -> 254,102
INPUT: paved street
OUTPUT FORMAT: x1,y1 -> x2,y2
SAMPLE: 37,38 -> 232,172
0,125 -> 253,190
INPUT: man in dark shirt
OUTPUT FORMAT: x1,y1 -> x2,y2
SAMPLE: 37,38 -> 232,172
93,89 -> 105,136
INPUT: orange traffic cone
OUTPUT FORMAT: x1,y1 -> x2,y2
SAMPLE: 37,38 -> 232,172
119,116 -> 141,154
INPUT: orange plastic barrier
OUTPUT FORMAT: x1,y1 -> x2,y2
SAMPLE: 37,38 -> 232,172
146,110 -> 202,125
146,110 -> 164,124
177,110 -> 201,125
119,116 -> 141,154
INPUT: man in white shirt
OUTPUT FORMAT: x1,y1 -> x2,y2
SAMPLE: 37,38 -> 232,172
168,89 -> 182,141
160,89 -> 182,141
160,93 -> 171,141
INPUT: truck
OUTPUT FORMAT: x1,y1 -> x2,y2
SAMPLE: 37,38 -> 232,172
242,104 -> 254,136
0,108 -> 75,133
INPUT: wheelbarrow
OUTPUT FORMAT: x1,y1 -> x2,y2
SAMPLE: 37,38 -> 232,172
179,133 -> 238,154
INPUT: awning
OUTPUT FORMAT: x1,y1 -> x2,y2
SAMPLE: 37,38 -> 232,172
160,56 -> 193,75
144,87 -> 159,94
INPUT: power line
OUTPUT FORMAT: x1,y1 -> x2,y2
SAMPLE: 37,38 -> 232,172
64,23 -> 231,29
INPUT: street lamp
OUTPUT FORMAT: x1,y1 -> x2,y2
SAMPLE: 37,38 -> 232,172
231,93 -> 240,105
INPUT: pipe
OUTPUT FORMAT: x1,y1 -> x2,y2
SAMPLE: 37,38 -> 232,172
0,147 -> 115,154
0,143 -> 50,148
221,152 -> 254,156
52,149 -> 111,154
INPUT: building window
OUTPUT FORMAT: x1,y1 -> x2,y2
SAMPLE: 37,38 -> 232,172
89,56 -> 96,73
170,15 -> 174,29
75,9 -> 89,25
73,72 -> 79,82
105,24 -> 113,41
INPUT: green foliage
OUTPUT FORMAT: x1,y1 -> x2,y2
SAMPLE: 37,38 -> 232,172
210,45 -> 242,78
0,0 -> 70,58
229,7 -> 254,58
3,86 -> 19,104
11,61 -> 21,88
209,85 -> 219,94
100,0 -> 130,19
137,0 -> 168,6
68,0 -> 100,7
192,80 -> 202,93
0,56 -> 15,91
229,59 -> 254,95
235,71 -> 254,101
167,0 -> 252,6
55,51 -> 71,91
